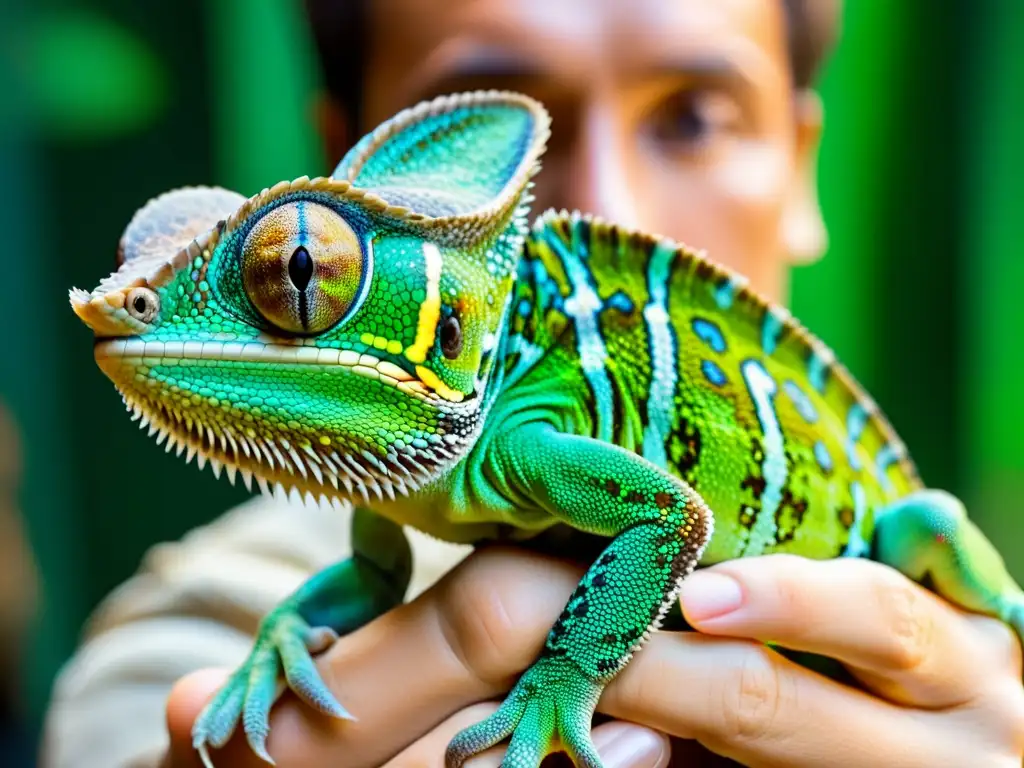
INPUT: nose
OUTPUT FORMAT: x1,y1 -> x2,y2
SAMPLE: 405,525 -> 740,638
564,100 -> 640,229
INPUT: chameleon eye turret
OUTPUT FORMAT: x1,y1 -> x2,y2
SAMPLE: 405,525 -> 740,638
241,201 -> 367,335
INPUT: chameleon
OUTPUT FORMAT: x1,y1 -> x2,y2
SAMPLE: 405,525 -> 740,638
71,90 -> 1024,767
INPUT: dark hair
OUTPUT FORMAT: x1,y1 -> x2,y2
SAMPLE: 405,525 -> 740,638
302,0 -> 841,125
782,0 -> 842,90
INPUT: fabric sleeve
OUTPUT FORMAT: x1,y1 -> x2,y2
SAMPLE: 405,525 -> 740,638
39,495 -> 472,768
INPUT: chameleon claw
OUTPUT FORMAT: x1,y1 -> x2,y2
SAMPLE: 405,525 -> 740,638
245,729 -> 276,767
190,607 -> 352,764
196,743 -> 215,768
446,655 -> 603,768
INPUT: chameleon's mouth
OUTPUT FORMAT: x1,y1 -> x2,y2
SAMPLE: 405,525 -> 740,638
93,338 -> 468,403
92,337 -> 482,505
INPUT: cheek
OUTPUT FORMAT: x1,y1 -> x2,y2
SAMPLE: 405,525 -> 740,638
638,143 -> 792,301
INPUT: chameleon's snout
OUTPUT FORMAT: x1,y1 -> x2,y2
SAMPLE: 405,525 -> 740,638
68,283 -> 160,337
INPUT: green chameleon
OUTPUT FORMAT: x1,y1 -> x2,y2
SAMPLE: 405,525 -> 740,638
71,91 -> 1023,767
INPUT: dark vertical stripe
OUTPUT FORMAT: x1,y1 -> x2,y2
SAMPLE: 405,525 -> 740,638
296,201 -> 309,330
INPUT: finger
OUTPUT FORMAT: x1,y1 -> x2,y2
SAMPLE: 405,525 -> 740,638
599,630 -> 972,768
586,722 -> 671,768
677,554 -> 1003,707
452,715 -> 670,768
164,669 -> 230,768
383,702 -> 500,767
166,546 -> 588,767
963,612 -> 1024,678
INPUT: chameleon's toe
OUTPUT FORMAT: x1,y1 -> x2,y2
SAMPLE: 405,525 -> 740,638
445,655 -> 604,768
191,608 -> 352,767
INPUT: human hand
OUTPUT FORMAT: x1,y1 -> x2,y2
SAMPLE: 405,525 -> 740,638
161,548 -> 1024,767
160,546 -> 671,768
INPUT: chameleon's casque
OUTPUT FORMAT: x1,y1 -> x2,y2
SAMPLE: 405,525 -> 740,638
71,91 -> 1024,768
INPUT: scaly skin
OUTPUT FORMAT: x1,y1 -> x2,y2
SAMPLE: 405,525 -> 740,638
70,91 -> 1024,768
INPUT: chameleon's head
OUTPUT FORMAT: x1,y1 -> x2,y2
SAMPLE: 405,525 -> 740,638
69,91 -> 549,502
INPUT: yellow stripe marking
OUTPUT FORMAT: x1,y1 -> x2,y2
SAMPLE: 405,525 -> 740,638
404,242 -> 443,364
416,365 -> 465,402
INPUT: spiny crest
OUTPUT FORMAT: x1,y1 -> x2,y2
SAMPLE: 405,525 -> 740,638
116,381 -> 468,506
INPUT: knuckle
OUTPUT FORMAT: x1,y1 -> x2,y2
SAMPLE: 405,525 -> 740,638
714,645 -> 787,744
436,547 -> 555,686
872,571 -> 934,671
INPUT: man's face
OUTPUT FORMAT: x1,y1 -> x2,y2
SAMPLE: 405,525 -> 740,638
331,0 -> 826,304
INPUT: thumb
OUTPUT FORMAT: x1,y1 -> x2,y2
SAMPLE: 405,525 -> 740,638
163,668 -> 230,767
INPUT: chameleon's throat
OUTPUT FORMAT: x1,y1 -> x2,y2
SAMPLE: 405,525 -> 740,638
113,383 -> 464,507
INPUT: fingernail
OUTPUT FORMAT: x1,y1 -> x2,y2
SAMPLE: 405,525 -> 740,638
679,571 -> 743,622
596,726 -> 669,768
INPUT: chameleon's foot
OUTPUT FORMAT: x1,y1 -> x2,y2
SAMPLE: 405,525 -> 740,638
445,655 -> 605,768
191,607 -> 352,767
874,489 -> 1024,651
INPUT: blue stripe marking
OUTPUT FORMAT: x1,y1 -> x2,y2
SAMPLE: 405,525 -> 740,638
691,317 -> 727,353
761,308 -> 784,355
783,380 -> 818,423
740,360 -> 788,556
548,223 -> 615,442
296,200 -> 308,244
701,359 -> 728,387
845,402 -> 868,471
642,241 -> 678,467
874,442 -> 902,491
842,481 -> 871,557
814,440 -> 833,473
807,347 -> 831,393
713,277 -> 738,310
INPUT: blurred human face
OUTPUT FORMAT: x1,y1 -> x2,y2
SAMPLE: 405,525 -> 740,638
327,0 -> 826,304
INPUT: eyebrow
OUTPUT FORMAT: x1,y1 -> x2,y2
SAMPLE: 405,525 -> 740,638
648,54 -> 760,94
439,48 -> 546,80
405,46 -> 547,102
410,47 -> 762,102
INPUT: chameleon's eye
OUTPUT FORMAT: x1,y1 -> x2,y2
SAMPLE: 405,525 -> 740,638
126,287 -> 160,323
241,202 -> 365,335
440,312 -> 463,359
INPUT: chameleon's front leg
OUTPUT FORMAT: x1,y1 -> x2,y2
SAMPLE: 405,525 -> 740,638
873,489 -> 1024,641
446,423 -> 713,767
191,507 -> 412,766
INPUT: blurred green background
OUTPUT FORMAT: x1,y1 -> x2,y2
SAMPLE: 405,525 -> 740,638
0,0 -> 1022,762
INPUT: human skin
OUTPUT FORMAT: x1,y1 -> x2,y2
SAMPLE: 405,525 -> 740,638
161,0 -> 1024,765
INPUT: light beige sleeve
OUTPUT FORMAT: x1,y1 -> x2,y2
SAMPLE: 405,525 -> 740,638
39,495 -> 472,768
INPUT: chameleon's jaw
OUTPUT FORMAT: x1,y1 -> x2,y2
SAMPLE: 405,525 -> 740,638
92,338 -> 480,505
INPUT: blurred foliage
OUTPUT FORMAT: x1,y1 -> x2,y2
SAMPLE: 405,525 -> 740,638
7,8 -> 168,139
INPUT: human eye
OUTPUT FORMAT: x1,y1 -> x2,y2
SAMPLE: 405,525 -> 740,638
644,88 -> 742,158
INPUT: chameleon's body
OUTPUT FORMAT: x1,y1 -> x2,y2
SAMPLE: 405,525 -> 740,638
71,92 -> 1023,767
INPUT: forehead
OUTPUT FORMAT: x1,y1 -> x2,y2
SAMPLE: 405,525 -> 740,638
370,0 -> 789,97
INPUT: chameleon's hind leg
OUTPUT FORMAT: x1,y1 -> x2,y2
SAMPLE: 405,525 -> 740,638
191,507 -> 412,766
445,423 -> 712,768
873,489 -> 1024,642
